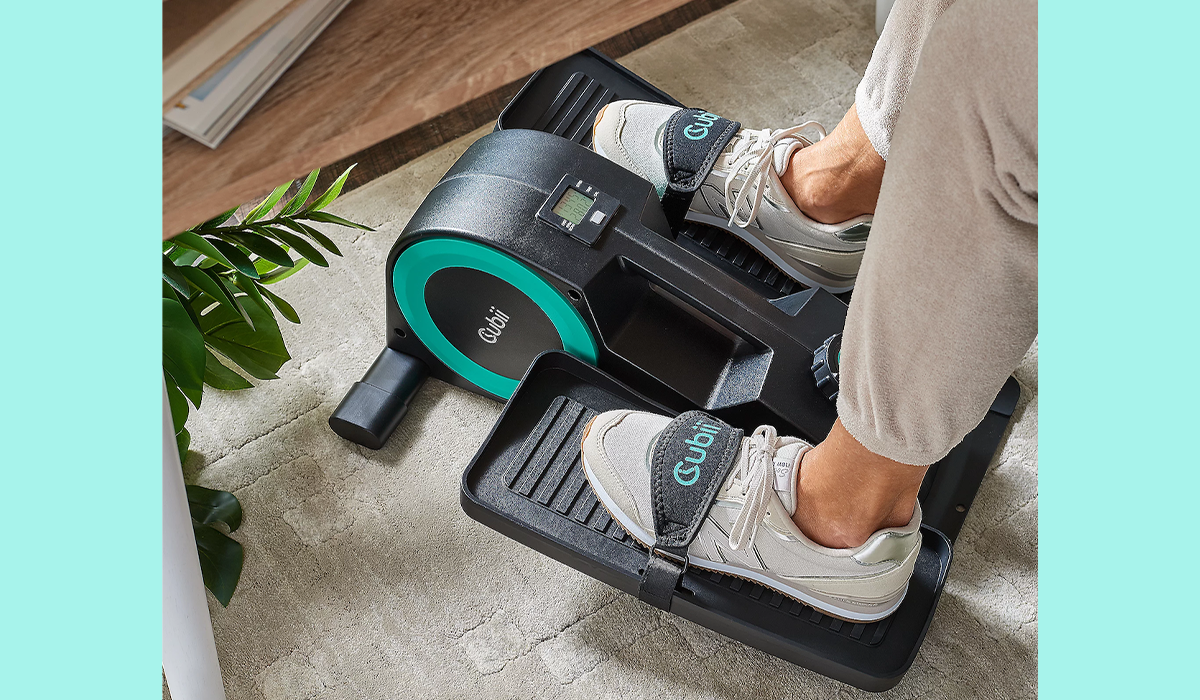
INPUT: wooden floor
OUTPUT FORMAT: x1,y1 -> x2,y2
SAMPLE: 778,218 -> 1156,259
163,0 -> 729,235
313,0 -> 738,202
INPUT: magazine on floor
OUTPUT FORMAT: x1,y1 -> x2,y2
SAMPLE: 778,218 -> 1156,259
164,0 -> 352,148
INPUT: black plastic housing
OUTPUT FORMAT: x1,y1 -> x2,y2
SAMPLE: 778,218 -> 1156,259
462,352 -> 957,692
329,348 -> 428,449
334,49 -> 1021,691
496,48 -> 682,145
382,125 -> 852,429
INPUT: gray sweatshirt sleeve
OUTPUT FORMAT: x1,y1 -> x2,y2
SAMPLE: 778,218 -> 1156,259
856,0 -> 959,160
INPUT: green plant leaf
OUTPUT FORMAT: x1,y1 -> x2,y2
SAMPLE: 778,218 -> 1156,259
163,297 -> 206,404
179,266 -> 253,328
207,343 -> 280,380
302,210 -> 373,232
258,284 -> 300,323
229,273 -> 281,328
230,272 -> 265,306
259,257 -> 309,285
193,522 -> 243,606
163,257 -> 191,296
206,238 -> 261,278
187,485 -> 242,532
174,288 -> 202,327
213,271 -> 258,329
243,180 -> 293,224
223,232 -> 294,268
179,383 -> 203,408
196,207 -> 238,230
178,268 -> 225,303
164,373 -> 189,433
280,219 -> 342,256
169,248 -> 202,266
281,169 -> 320,216
305,164 -> 355,212
176,426 -> 191,458
258,226 -> 328,266
198,293 -> 290,380
171,231 -> 241,271
204,348 -> 253,390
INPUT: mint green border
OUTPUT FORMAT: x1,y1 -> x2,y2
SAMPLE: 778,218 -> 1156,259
393,238 -> 598,397
12,3 -> 1199,697
4,2 -> 161,698
1043,2 -> 1199,697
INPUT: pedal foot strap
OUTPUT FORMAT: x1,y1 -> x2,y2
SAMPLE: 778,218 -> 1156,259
637,410 -> 743,609
660,109 -> 741,233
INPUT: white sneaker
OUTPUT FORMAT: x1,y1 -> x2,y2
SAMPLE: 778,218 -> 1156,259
580,409 -> 921,622
592,100 -> 871,292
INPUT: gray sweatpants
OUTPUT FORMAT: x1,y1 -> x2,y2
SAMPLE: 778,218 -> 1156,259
837,0 -> 1038,466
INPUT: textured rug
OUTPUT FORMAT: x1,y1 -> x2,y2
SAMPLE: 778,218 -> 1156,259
181,1 -> 1038,697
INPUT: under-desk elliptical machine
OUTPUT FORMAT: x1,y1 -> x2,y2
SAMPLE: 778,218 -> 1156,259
328,51 -> 1019,691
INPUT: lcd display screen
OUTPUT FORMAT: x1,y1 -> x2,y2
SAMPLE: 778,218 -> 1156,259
551,188 -> 594,225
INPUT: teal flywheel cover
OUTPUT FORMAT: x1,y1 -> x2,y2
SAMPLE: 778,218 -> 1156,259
392,237 -> 598,398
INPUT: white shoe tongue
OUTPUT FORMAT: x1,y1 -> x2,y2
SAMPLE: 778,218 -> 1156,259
772,441 -> 809,516
773,139 -> 805,177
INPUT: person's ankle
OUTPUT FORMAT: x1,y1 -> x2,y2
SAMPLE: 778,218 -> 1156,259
780,103 -> 885,225
791,420 -> 926,549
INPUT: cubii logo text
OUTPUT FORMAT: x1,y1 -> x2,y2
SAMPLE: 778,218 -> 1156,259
673,419 -> 722,486
477,307 -> 509,344
683,111 -> 723,140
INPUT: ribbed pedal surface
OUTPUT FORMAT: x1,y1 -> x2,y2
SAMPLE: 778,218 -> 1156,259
505,396 -> 639,548
700,569 -> 894,647
530,72 -> 615,147
505,396 -> 890,647
677,223 -> 807,298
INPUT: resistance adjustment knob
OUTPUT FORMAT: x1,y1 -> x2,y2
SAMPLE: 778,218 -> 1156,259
811,333 -> 842,402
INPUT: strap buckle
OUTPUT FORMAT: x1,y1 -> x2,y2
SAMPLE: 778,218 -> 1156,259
638,545 -> 690,611
650,545 -> 689,575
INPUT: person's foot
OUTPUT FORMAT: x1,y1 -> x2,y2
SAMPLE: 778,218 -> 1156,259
580,410 -> 922,621
793,419 -> 928,549
591,100 -> 872,292
781,103 -> 886,225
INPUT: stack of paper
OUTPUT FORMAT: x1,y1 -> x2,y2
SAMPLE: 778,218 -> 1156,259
164,0 -> 353,148
164,0 -> 301,111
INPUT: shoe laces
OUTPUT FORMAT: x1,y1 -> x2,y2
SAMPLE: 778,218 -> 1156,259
727,425 -> 780,552
723,122 -> 826,229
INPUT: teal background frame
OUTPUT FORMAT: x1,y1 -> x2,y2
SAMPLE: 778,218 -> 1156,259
1041,2 -> 1200,697
392,237 -> 598,397
4,2 -> 162,699
6,1 -> 1200,697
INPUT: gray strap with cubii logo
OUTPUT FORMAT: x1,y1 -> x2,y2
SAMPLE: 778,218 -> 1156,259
638,410 -> 743,610
660,109 -> 741,233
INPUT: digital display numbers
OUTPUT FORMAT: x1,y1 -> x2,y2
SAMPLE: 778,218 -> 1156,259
550,187 -> 594,226
537,175 -> 616,245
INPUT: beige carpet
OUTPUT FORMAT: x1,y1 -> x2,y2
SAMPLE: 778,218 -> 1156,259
181,0 -> 1038,697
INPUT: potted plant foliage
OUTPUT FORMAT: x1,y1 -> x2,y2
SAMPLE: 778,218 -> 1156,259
162,166 -> 370,604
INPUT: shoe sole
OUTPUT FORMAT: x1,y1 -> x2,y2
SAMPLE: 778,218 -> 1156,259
684,212 -> 861,293
579,419 -> 907,622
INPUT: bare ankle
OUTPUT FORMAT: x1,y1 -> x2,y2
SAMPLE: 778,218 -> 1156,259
791,420 -> 926,549
781,103 -> 885,225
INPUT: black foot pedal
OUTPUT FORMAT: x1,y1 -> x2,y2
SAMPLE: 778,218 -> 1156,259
461,352 -> 956,692
497,49 -> 681,147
